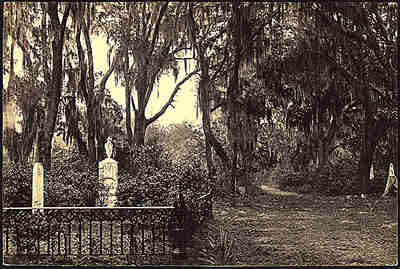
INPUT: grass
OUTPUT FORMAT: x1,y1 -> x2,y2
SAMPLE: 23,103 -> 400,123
185,175 -> 398,266
3,175 -> 398,266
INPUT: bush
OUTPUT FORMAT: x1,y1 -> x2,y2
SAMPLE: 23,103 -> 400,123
46,151 -> 101,207
2,162 -> 32,207
117,141 -> 210,207
277,158 -> 388,196
2,150 -> 101,207
3,135 -> 211,208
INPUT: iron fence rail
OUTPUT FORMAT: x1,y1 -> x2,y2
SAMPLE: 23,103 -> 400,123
2,191 -> 213,265
3,207 -> 174,257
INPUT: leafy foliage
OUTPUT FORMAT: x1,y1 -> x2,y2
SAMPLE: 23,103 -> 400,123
277,157 -> 389,196
45,151 -> 101,207
117,139 -> 210,207
197,220 -> 237,265
2,162 -> 33,207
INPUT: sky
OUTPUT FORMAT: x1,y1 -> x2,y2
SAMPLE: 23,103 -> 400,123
92,35 -> 201,127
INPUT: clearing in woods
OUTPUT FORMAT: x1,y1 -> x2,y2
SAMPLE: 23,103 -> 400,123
187,176 -> 398,266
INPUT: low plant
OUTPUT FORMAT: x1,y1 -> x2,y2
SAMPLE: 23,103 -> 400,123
2,162 -> 32,207
277,157 -> 390,196
197,221 -> 237,265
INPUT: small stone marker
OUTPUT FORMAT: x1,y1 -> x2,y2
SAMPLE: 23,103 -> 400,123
369,164 -> 374,181
382,163 -> 398,197
32,162 -> 44,212
98,137 -> 118,207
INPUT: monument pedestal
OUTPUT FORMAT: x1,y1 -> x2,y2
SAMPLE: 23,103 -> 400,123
98,158 -> 118,207
32,162 -> 44,213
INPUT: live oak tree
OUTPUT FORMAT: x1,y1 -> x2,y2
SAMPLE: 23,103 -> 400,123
2,3 -> 46,164
288,2 -> 398,193
68,3 -> 120,161
36,2 -> 72,170
187,1 -> 282,197
98,2 -> 198,148
186,2 -> 231,177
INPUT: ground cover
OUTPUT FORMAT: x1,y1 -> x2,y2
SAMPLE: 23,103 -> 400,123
187,176 -> 398,266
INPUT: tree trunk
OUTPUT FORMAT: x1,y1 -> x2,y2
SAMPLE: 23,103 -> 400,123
124,48 -> 134,147
125,87 -> 134,146
20,107 -> 37,163
86,100 -> 96,161
133,112 -> 147,147
198,56 -> 218,178
228,0 -> 242,204
72,115 -> 88,156
82,20 -> 97,163
39,3 -> 71,170
96,130 -> 106,161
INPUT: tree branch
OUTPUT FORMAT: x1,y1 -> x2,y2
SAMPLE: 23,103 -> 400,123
149,2 -> 169,56
130,94 -> 137,114
144,65 -> 162,109
211,101 -> 226,113
210,43 -> 229,81
61,3 -> 71,30
100,55 -> 117,90
305,49 -> 392,105
147,69 -> 199,125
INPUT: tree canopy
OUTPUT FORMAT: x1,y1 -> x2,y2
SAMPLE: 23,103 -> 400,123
2,2 -> 398,195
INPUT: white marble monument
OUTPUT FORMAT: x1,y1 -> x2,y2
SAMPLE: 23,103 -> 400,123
98,137 -> 118,207
382,163 -> 398,197
32,162 -> 44,212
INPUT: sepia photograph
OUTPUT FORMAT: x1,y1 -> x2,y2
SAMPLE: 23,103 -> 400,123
2,1 -> 398,266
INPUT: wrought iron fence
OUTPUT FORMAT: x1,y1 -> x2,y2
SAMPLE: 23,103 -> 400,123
2,190 -> 213,265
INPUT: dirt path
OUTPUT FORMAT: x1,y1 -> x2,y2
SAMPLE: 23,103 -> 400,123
190,183 -> 398,266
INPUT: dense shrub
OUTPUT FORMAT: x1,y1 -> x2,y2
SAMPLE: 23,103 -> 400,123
117,142 -> 210,207
3,132 -> 210,208
2,150 -> 102,207
46,151 -> 101,207
277,158 -> 390,196
2,162 -> 32,207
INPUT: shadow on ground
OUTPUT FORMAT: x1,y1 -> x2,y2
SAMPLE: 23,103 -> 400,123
188,182 -> 398,266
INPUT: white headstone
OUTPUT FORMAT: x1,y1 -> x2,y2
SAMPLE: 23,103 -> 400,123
382,163 -> 398,197
98,138 -> 118,207
369,164 -> 374,181
32,162 -> 44,212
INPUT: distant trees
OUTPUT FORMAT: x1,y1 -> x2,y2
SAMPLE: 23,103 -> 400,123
282,2 -> 398,193
98,2 -> 198,148
2,2 -> 397,197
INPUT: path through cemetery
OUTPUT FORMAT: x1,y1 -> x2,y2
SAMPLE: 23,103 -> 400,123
188,177 -> 398,266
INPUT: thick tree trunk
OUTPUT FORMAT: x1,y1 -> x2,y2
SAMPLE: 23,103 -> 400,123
20,107 -> 37,163
39,42 -> 65,170
359,116 -> 389,194
124,48 -> 134,147
198,57 -> 219,177
85,103 -> 96,160
125,87 -> 134,146
200,81 -> 217,177
359,143 -> 374,195
72,116 -> 88,156
228,0 -> 242,204
133,112 -> 147,147
96,130 -> 106,161
317,138 -> 330,167
82,21 -> 97,163
39,3 -> 71,170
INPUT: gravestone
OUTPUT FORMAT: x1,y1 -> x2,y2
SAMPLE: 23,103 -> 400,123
32,162 -> 44,212
370,164 -> 374,181
97,137 -> 118,207
382,163 -> 397,197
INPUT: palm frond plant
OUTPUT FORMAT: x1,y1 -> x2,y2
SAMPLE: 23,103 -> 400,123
198,221 -> 237,265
